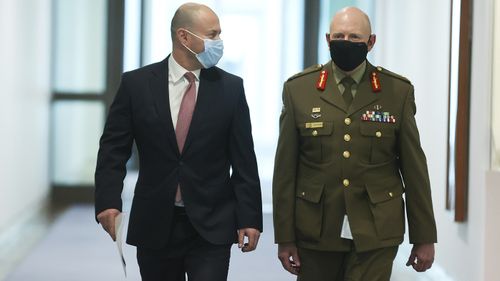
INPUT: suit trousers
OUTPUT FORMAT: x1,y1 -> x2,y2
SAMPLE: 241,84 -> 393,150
297,244 -> 398,281
136,207 -> 232,281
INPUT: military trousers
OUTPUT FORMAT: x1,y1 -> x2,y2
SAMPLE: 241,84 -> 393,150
296,245 -> 398,281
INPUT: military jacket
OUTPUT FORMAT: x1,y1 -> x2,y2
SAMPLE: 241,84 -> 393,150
272,61 -> 437,252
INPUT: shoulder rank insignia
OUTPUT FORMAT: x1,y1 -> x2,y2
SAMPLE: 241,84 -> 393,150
371,71 -> 381,92
287,64 -> 322,82
316,70 -> 328,91
376,66 -> 411,84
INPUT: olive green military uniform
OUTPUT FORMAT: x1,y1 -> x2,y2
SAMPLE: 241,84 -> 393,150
272,61 -> 437,280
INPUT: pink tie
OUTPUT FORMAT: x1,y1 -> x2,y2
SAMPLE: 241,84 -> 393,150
175,72 -> 196,203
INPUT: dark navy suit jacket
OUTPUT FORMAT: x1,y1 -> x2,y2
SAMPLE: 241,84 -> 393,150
95,57 -> 262,249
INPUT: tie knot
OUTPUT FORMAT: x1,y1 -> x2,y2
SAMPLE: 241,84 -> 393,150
184,72 -> 196,83
341,76 -> 355,87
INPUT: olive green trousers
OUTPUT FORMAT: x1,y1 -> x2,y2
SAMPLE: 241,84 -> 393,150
297,245 -> 398,281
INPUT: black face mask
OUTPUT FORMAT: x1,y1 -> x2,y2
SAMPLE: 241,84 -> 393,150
329,39 -> 369,72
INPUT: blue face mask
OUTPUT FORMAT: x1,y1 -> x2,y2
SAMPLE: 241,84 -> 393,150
183,29 -> 224,68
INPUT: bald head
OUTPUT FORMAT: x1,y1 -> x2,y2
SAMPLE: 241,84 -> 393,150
329,7 -> 372,41
170,3 -> 221,70
170,3 -> 218,41
327,6 -> 375,54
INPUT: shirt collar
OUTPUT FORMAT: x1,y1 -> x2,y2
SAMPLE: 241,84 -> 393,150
168,54 -> 201,83
332,60 -> 367,85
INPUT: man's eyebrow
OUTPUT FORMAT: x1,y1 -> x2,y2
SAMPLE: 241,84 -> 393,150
208,29 -> 221,34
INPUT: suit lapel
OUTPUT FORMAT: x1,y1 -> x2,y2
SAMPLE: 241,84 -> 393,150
319,61 -> 348,113
347,63 -> 379,116
149,56 -> 180,155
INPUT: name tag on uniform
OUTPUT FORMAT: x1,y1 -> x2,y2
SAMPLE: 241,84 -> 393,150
305,122 -> 323,129
341,215 -> 353,240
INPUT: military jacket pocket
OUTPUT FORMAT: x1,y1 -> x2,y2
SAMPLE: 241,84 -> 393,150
360,123 -> 397,164
297,122 -> 334,163
295,182 -> 325,242
361,124 -> 394,136
366,179 -> 405,240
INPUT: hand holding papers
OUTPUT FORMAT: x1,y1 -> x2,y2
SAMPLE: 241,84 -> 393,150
115,212 -> 127,277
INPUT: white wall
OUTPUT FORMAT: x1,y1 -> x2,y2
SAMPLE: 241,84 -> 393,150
483,0 -> 500,280
491,0 -> 500,169
0,0 -> 52,232
374,0 -> 495,280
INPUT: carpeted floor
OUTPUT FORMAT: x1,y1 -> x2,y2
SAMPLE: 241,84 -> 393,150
3,205 -> 291,281
4,204 -> 449,281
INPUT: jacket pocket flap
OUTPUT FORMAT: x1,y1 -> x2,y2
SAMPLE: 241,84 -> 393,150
299,122 -> 333,137
296,183 -> 325,203
360,124 -> 395,137
366,181 -> 404,204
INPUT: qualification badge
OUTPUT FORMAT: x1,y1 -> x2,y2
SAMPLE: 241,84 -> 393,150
311,107 -> 321,119
371,71 -> 381,92
316,70 -> 328,91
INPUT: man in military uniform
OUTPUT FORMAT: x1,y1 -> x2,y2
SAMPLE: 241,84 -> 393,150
272,7 -> 437,281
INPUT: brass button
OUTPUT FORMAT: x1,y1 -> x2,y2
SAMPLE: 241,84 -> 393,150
343,179 -> 350,187
301,191 -> 306,196
343,151 -> 351,158
376,131 -> 382,138
344,118 -> 352,125
388,192 -> 393,197
312,130 -> 318,136
344,134 -> 351,142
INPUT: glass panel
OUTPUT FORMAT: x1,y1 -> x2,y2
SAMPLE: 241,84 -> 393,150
142,0 -> 176,65
123,0 -> 142,72
52,101 -> 105,185
53,0 -> 107,93
141,0 -> 304,210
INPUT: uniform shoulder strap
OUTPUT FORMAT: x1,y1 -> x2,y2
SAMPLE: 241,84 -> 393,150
287,64 -> 323,81
375,66 -> 412,84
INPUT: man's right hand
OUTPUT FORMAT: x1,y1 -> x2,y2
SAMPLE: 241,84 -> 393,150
278,242 -> 301,275
96,208 -> 121,241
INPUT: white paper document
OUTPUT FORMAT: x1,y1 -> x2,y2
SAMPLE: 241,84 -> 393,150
340,214 -> 353,240
115,213 -> 127,277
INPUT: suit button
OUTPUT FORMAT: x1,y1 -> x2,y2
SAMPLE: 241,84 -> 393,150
301,191 -> 305,196
343,151 -> 351,158
312,130 -> 318,136
389,192 -> 393,197
344,134 -> 351,142
343,179 -> 350,187
344,118 -> 352,125
179,161 -> 184,166
376,131 -> 382,138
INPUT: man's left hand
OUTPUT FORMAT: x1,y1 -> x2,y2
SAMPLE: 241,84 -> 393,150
237,228 -> 261,252
406,243 -> 435,272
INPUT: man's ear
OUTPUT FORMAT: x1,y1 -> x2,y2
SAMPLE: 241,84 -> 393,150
177,29 -> 188,44
325,33 -> 331,49
367,34 -> 376,51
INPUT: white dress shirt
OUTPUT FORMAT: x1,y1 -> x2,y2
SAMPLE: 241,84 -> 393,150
168,54 -> 201,128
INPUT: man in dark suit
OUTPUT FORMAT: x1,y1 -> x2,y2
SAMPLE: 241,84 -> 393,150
273,7 -> 436,281
94,3 -> 262,281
